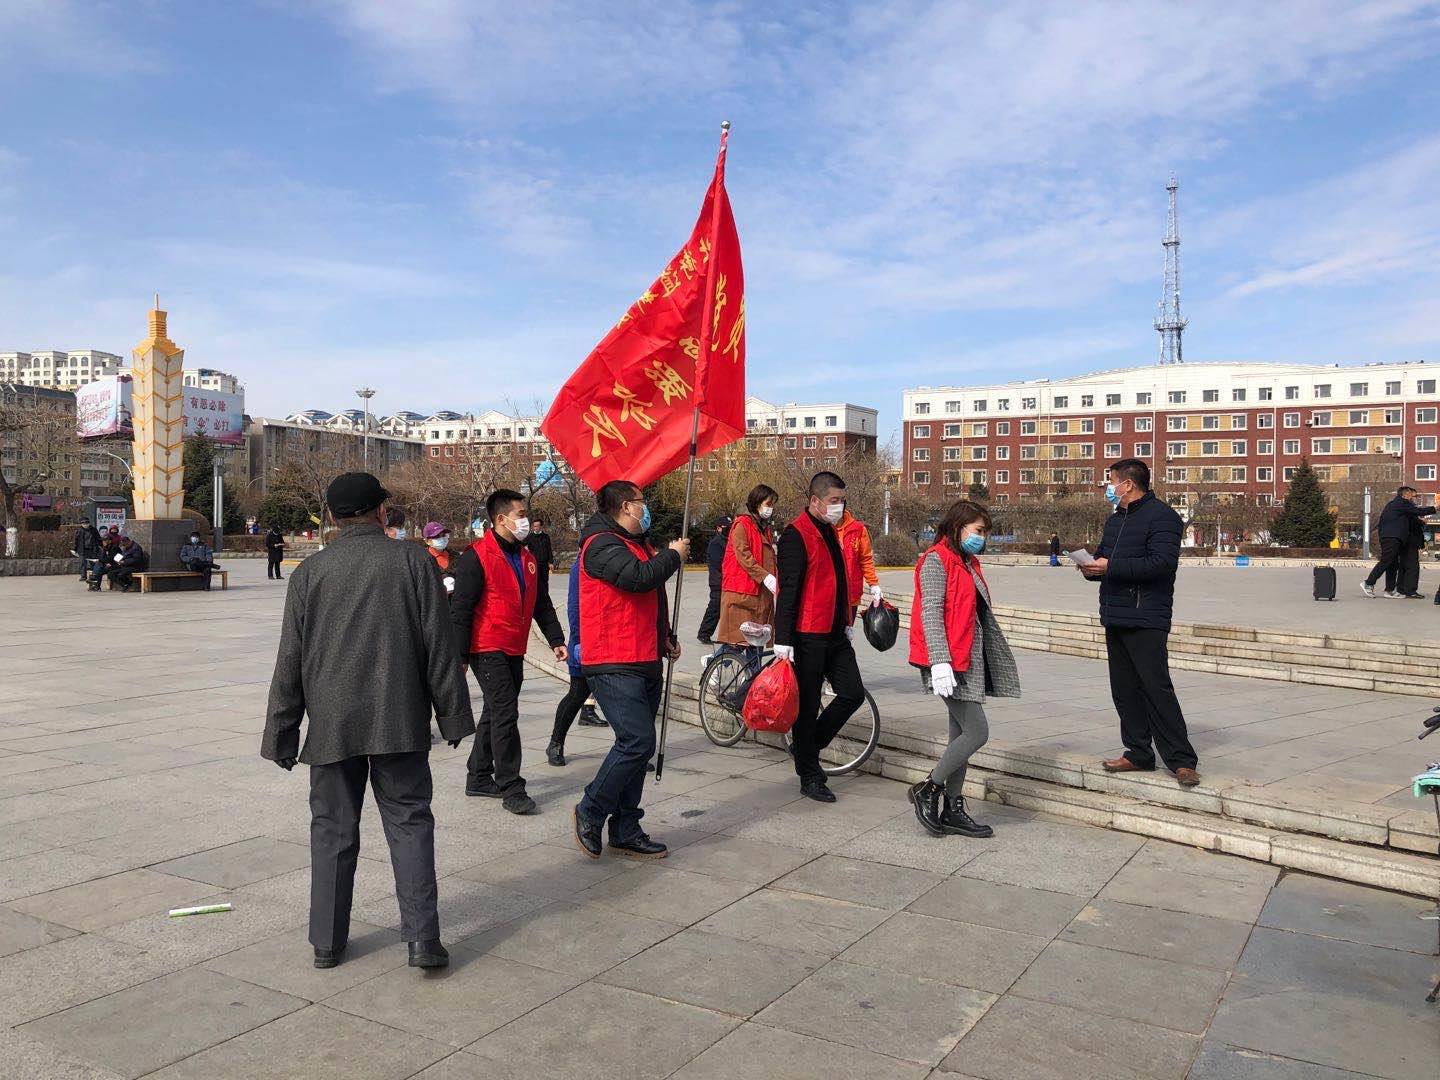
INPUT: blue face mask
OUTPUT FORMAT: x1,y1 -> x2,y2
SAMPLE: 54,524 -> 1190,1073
639,504 -> 652,533
429,537 -> 449,551
392,528 -> 408,541
961,533 -> 986,556
470,517 -> 484,533
1104,483 -> 1120,505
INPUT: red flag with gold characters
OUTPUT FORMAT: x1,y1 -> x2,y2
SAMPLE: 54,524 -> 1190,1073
542,133 -> 744,491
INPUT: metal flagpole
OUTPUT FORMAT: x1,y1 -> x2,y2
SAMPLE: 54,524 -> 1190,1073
655,120 -> 730,782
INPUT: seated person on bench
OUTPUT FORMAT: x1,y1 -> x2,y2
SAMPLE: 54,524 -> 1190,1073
179,531 -> 220,591
90,535 -> 148,592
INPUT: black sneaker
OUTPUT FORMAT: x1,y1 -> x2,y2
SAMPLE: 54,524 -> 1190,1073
313,945 -> 345,969
407,940 -> 449,969
609,832 -> 668,859
800,779 -> 836,803
546,742 -> 566,767
466,777 -> 503,798
573,805 -> 602,859
577,706 -> 607,727
502,791 -> 537,815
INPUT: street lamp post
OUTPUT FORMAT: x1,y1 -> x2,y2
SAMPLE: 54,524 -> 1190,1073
356,387 -> 376,470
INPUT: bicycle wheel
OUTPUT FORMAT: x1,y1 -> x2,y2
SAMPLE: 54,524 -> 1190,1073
698,652 -> 749,747
783,685 -> 882,776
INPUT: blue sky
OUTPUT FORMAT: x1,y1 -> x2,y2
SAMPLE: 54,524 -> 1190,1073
2,1 -> 1438,445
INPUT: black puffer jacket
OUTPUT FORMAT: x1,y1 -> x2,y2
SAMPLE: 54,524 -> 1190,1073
1093,491 -> 1183,631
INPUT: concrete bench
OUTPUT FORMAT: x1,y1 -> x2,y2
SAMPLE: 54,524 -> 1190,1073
133,569 -> 229,594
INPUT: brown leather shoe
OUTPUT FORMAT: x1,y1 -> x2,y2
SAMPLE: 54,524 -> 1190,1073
1174,768 -> 1201,788
1101,757 -> 1152,773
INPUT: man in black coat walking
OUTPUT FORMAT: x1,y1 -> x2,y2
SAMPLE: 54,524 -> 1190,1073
697,516 -> 732,644
265,524 -> 286,580
525,513 -> 554,596
262,472 -> 475,971
72,522 -> 103,581
1081,458 -> 1199,788
1363,487 -> 1434,598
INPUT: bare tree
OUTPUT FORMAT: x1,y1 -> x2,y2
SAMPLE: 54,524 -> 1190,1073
1,384 -> 82,544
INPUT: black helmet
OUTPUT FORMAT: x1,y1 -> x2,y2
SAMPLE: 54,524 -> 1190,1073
862,600 -> 899,652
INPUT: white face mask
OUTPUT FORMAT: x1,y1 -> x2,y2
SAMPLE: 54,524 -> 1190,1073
758,505 -> 774,520
824,502 -> 845,525
510,516 -> 531,541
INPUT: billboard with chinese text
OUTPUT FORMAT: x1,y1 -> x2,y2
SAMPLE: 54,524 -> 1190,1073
76,376 -> 244,445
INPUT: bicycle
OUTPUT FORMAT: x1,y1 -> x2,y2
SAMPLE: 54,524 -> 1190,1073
697,640 -> 881,776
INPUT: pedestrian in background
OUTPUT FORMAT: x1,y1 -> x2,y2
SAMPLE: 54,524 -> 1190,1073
1398,489 -> 1434,599
1048,532 -> 1061,567
907,500 -> 1020,838
716,486 -> 778,651
422,522 -> 456,594
526,513 -> 555,597
384,506 -> 407,540
838,505 -> 882,610
1363,486 -> 1434,598
697,516 -> 732,645
73,521 -> 103,582
571,479 -> 687,861
450,490 -> 566,816
1083,458 -> 1199,788
774,471 -> 867,804
547,556 -> 605,767
265,523 -> 286,580
261,472 -> 474,971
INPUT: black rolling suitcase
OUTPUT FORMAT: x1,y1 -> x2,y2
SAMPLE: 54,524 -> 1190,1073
1313,565 -> 1337,601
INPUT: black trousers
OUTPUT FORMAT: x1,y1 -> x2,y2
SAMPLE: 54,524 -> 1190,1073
183,558 -> 216,590
267,551 -> 284,579
309,751 -> 438,948
791,635 -> 866,783
551,674 -> 591,745
698,587 -> 722,641
91,565 -> 135,589
1398,542 -> 1422,595
467,651 -> 526,795
1366,537 -> 1404,589
1105,626 -> 1198,771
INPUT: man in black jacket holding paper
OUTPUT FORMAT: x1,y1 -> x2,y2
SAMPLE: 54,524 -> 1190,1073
1081,458 -> 1199,788
262,472 -> 475,971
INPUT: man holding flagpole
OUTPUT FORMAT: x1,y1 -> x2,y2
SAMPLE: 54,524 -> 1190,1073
570,481 -> 688,858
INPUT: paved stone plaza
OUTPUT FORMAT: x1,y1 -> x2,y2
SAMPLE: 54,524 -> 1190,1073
0,562 -> 1435,1078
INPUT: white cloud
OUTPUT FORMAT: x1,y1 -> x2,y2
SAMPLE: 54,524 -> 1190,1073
0,0 -> 152,72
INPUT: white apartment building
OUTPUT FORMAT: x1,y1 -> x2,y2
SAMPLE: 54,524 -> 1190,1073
0,350 -> 123,391
183,368 -> 242,395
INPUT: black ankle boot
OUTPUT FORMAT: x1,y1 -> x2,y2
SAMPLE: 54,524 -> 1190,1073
940,793 -> 994,838
909,779 -> 945,836
546,742 -> 566,767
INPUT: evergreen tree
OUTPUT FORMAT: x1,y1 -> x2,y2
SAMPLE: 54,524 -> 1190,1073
1270,458 -> 1336,547
182,435 -> 244,534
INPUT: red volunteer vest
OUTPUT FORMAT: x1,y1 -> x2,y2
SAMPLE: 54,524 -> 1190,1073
837,515 -> 867,607
791,511 -> 853,633
578,532 -> 661,666
907,542 -> 984,671
469,532 -> 538,656
720,515 -> 771,596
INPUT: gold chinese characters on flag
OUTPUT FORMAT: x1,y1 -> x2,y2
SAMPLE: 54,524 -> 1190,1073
542,134 -> 745,490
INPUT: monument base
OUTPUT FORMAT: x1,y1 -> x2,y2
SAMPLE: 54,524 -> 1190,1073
125,519 -> 196,572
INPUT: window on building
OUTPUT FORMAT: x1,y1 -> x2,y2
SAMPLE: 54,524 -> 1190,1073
1020,445 -> 1037,459
1417,408 -> 1438,424
786,416 -> 797,428
1105,443 -> 1121,457
973,400 -> 987,413
1258,466 -> 1273,482
1079,419 -> 1094,433
1021,421 -> 1037,435
943,423 -> 961,438
1312,439 -> 1332,454
1283,467 -> 1297,481
997,398 -> 1010,411
1081,395 -> 1093,408
1258,387 -> 1273,401
1168,391 -> 1186,404
996,422 -> 1010,435
1314,384 -> 1333,399
1312,411 -> 1332,426
1348,437 -> 1368,453
1284,385 -> 1300,400
912,447 -> 929,460
1231,440 -> 1246,455
1202,415 -> 1219,429
804,436 -> 817,448
824,435 -> 837,448
1134,442 -> 1152,458
1137,392 -> 1153,405
824,415 -> 837,427
1419,465 -> 1438,481
1420,380 -> 1437,395
1106,393 -> 1121,406
1052,469 -> 1068,483
1203,389 -> 1219,402
943,469 -> 960,486
1418,436 -> 1438,452
1054,395 -> 1069,408
1052,420 -> 1069,434
967,446 -> 986,461
971,471 -> 987,487
913,425 -> 930,438
1232,388 -> 1247,402
1079,443 -> 1094,457
1167,417 -> 1186,430
429,447 -> 439,457
803,416 -> 816,428
944,447 -> 962,461
1349,382 -> 1368,397
1104,417 -> 1122,432
785,437 -> 797,449
1283,412 -> 1300,427
1384,409 -> 1402,424
996,470 -> 1009,484
1386,380 -> 1402,395
1230,414 -> 1247,429
1283,439 -> 1300,454
1167,442 -> 1187,456
1348,410 -> 1367,425
1020,470 -> 1036,484
996,446 -> 1010,460
914,402 -> 930,415
1135,417 -> 1153,432
1257,439 -> 1273,455
1201,441 -> 1219,455
1258,414 -> 1274,429
1166,468 -> 1185,483
945,400 -> 963,414
1022,396 -> 1036,409
1052,444 -> 1069,459
971,422 -> 988,437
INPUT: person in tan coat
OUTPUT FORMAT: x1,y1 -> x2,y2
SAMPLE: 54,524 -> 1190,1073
716,484 -> 779,648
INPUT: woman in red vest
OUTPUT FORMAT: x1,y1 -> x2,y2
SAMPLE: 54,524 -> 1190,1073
906,500 -> 1021,838
715,484 -> 779,650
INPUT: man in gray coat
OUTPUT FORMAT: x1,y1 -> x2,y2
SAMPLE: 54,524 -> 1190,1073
262,472 -> 475,970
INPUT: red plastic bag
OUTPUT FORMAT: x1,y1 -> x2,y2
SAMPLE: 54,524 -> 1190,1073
742,658 -> 800,733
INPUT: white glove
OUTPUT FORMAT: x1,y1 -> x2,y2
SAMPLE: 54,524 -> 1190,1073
772,643 -> 795,662
845,625 -> 854,641
442,576 -> 455,594
930,662 -> 957,698
763,574 -> 777,595
870,584 -> 882,607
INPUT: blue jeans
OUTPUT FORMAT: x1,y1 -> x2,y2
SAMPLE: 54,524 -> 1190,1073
578,671 -> 661,841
